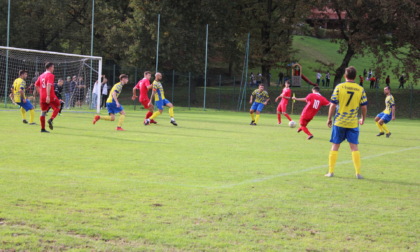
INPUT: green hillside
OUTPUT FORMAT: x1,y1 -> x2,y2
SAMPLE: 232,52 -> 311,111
271,36 -> 405,88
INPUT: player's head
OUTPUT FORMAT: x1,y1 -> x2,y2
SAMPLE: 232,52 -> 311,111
344,66 -> 357,81
119,74 -> 129,84
45,62 -> 54,73
66,76 -> 71,81
384,86 -> 391,95
312,86 -> 320,93
258,83 -> 264,91
72,75 -> 77,80
19,70 -> 28,79
144,71 -> 152,79
57,78 -> 64,86
284,80 -> 290,88
155,72 -> 162,81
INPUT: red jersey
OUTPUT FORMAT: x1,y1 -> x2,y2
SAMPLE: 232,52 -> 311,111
134,78 -> 151,99
301,93 -> 330,119
280,88 -> 291,105
35,71 -> 56,102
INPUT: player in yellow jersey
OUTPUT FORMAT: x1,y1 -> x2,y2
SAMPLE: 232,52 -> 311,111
325,66 -> 368,179
92,74 -> 129,131
11,70 -> 36,125
144,72 -> 178,126
249,83 -> 270,125
375,86 -> 395,138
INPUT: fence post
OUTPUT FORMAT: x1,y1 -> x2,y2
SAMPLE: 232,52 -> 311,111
172,69 -> 175,102
218,74 -> 222,110
188,72 -> 191,110
232,76 -> 236,110
113,64 -> 116,84
133,67 -> 138,110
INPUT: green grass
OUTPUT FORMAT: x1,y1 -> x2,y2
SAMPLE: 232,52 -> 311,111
267,36 -> 408,88
0,108 -> 419,251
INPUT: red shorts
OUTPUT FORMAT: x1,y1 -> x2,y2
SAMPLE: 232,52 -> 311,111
140,97 -> 150,109
299,116 -> 313,127
40,98 -> 60,111
277,102 -> 288,112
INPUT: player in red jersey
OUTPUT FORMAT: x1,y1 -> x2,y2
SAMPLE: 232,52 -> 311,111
132,71 -> 157,124
275,80 -> 293,124
34,62 -> 60,133
293,86 -> 330,140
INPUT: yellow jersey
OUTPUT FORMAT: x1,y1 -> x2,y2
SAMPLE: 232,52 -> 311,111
152,80 -> 166,101
106,82 -> 124,103
383,94 -> 395,115
330,81 -> 368,128
252,89 -> 269,103
13,77 -> 26,103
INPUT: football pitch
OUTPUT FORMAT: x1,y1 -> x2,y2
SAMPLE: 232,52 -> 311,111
0,108 -> 419,251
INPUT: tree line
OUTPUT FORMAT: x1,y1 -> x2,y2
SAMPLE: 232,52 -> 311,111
0,0 -> 418,86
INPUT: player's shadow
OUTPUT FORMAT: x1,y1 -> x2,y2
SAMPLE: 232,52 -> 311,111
332,176 -> 419,187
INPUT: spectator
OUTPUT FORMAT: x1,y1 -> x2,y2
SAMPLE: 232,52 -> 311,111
359,75 -> 364,87
385,75 -> 390,87
325,71 -> 331,87
368,69 -> 373,79
63,76 -> 71,109
70,75 -> 78,107
398,75 -> 405,89
256,73 -> 262,85
101,76 -> 109,108
363,69 -> 367,78
375,77 -> 380,89
316,71 -> 322,86
278,71 -> 284,86
250,72 -> 255,87
370,76 -> 376,89
75,76 -> 86,107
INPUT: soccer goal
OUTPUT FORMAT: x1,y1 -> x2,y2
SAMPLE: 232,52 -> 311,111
0,46 -> 102,113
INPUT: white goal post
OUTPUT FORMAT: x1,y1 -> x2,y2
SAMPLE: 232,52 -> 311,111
0,46 -> 103,113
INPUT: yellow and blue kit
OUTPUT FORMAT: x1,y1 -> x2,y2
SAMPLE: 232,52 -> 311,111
153,80 -> 171,110
376,95 -> 395,123
106,82 -> 124,114
13,77 -> 33,111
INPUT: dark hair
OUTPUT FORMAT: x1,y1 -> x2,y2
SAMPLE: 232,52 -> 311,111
285,80 -> 290,85
119,74 -> 128,80
258,83 -> 264,87
345,66 -> 357,80
313,86 -> 320,92
144,71 -> 151,76
385,86 -> 391,91
45,62 -> 54,69
19,70 -> 28,76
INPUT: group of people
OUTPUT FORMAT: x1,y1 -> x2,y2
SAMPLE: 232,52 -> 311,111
92,71 -> 178,130
248,66 -> 396,179
315,71 -> 331,87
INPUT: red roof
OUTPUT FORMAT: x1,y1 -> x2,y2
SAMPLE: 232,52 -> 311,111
309,8 -> 347,20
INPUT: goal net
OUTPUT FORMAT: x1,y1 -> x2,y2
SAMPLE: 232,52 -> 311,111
0,46 -> 102,112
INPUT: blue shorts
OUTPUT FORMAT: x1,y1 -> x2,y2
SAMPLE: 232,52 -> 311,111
17,100 -> 34,111
106,102 -> 124,114
376,112 -> 392,124
330,125 -> 359,144
250,102 -> 265,112
156,99 -> 171,110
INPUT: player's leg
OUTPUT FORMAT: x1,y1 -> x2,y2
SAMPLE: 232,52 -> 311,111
300,118 -> 313,139
326,126 -> 345,177
250,102 -> 257,124
254,103 -> 265,124
276,104 -> 282,124
19,103 -> 28,123
281,103 -> 292,121
165,102 -> 177,126
347,128 -> 363,179
375,114 -> 385,136
47,100 -> 61,130
23,100 -> 35,124
39,102 -> 49,133
145,100 -> 163,125
117,110 -> 126,130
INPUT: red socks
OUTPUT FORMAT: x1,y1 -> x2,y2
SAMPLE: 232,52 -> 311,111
146,111 -> 153,119
40,116 -> 46,129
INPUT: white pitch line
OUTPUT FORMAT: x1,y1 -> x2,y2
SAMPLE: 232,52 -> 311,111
212,145 -> 420,189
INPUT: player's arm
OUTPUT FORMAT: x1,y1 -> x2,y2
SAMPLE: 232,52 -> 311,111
46,83 -> 52,103
292,97 -> 306,102
148,89 -> 155,106
132,86 -> 138,101
327,103 -> 336,128
359,105 -> 367,125
19,87 -> 26,103
274,95 -> 282,102
263,98 -> 270,105
112,90 -> 120,107
249,94 -> 254,104
391,105 -> 396,120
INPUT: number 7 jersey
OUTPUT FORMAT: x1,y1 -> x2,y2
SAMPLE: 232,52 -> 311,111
330,81 -> 368,128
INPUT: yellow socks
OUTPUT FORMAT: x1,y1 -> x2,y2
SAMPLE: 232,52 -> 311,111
118,114 -> 125,127
381,123 -> 390,134
150,111 -> 161,120
352,151 -> 361,175
169,107 -> 174,118
376,121 -> 383,132
101,116 -> 112,121
255,114 -> 260,124
328,151 -> 338,174
29,109 -> 35,123
20,107 -> 26,120
250,113 -> 255,121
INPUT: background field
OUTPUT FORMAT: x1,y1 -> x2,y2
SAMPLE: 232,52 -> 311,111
0,108 -> 419,251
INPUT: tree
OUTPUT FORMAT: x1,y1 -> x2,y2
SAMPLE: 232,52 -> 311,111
313,0 -> 419,86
